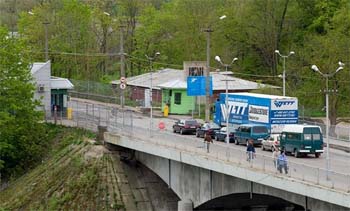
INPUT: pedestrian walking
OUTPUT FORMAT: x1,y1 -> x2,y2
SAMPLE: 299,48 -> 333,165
204,132 -> 213,153
246,140 -> 256,162
272,145 -> 279,169
277,151 -> 288,174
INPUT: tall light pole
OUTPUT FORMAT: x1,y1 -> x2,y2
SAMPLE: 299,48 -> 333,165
215,56 -> 238,144
29,11 -> 50,61
275,50 -> 295,96
204,15 -> 227,122
146,52 -> 160,137
311,62 -> 345,179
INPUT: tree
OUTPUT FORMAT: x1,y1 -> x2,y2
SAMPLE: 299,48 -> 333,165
0,27 -> 47,178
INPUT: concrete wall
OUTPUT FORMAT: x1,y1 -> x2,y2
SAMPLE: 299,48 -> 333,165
104,132 -> 350,210
32,61 -> 51,111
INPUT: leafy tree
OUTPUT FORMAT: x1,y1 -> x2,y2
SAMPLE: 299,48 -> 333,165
0,27 -> 47,178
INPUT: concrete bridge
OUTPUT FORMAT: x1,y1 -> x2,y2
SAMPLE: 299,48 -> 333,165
58,98 -> 350,210
104,131 -> 349,211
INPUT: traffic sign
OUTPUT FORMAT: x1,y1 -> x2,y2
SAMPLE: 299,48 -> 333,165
158,121 -> 165,130
120,83 -> 126,89
120,77 -> 126,83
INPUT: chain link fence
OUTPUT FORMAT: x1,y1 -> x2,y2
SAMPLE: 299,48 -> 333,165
61,79 -> 350,141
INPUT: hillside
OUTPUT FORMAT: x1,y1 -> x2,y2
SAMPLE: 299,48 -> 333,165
0,127 -> 178,210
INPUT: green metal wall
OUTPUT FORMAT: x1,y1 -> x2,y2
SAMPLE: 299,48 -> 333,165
161,88 -> 195,114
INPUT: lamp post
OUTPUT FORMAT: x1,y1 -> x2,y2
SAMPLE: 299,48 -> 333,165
146,52 -> 160,137
311,62 -> 345,179
204,15 -> 227,122
104,11 -> 126,108
215,56 -> 238,144
275,50 -> 295,96
28,11 -> 50,62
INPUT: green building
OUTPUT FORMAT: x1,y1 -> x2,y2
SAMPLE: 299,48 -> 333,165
158,79 -> 195,115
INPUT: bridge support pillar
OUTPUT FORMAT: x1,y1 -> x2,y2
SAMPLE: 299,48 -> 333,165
178,199 -> 193,211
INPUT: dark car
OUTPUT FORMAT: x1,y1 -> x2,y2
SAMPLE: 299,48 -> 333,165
173,119 -> 200,135
214,127 -> 236,142
196,122 -> 221,138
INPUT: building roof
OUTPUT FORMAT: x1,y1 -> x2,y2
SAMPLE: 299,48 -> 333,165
31,61 -> 50,75
50,77 -> 74,89
111,68 -> 277,91
158,79 -> 187,89
111,68 -> 182,90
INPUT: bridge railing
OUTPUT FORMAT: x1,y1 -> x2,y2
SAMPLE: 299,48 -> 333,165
53,100 -> 350,193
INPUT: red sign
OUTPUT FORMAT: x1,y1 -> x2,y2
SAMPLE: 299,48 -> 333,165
158,121 -> 165,130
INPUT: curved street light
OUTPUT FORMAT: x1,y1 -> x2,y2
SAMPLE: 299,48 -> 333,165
145,52 -> 161,137
215,55 -> 238,144
203,15 -> 227,122
275,50 -> 295,96
28,11 -> 50,62
311,61 -> 345,180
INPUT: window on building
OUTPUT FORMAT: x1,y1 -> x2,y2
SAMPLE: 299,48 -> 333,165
174,93 -> 181,105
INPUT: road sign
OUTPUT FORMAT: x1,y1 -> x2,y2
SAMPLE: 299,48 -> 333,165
120,83 -> 126,89
158,121 -> 165,130
120,77 -> 126,83
187,76 -> 213,96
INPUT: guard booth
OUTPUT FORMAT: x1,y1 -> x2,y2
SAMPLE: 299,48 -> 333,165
50,77 -> 74,115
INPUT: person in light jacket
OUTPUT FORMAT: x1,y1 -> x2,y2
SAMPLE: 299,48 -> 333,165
277,151 -> 288,174
272,145 -> 279,169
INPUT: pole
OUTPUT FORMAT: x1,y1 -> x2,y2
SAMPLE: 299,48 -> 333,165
225,65 -> 229,144
43,21 -> 49,61
150,67 -> 153,137
205,29 -> 213,122
283,57 -> 286,96
120,25 -> 125,108
325,76 -> 330,180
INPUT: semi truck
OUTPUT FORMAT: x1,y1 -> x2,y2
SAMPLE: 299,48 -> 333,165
213,92 -> 298,134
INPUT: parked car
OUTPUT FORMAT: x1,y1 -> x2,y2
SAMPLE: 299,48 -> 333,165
215,127 -> 236,142
196,122 -> 221,138
234,124 -> 269,146
261,134 -> 280,151
172,119 -> 200,135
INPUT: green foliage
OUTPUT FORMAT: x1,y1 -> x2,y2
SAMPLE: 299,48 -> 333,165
0,27 -> 50,178
2,0 -> 350,122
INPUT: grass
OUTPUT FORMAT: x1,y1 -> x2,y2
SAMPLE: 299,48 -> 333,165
0,126 -> 124,211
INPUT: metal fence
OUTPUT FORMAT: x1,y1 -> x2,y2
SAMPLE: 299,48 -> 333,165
45,99 -> 350,193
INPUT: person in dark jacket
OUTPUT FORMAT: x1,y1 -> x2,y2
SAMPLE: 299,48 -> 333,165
246,139 -> 256,161
204,131 -> 213,153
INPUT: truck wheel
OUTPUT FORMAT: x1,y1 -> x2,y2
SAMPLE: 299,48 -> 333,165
315,153 -> 320,158
180,129 -> 183,135
294,149 -> 299,158
234,138 -> 239,145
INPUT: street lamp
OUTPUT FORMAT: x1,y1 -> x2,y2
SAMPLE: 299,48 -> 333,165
28,11 -> 50,62
311,61 -> 345,179
204,15 -> 227,122
145,52 -> 160,137
104,12 -> 126,108
275,50 -> 295,96
215,56 -> 238,144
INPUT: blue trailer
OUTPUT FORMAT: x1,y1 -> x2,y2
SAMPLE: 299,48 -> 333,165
213,92 -> 298,133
